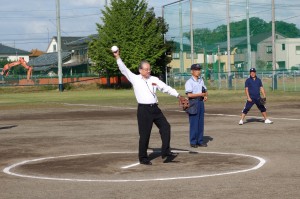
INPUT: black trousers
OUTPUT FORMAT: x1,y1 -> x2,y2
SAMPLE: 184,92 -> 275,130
137,104 -> 171,161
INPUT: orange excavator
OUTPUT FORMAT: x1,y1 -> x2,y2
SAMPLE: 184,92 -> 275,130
1,57 -> 32,80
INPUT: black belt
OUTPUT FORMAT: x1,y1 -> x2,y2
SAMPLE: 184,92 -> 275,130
138,103 -> 158,107
189,97 -> 204,101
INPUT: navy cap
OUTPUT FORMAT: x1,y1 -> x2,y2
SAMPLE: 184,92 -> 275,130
250,68 -> 256,72
191,64 -> 202,70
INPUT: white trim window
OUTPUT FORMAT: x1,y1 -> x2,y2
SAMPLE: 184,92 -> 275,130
296,46 -> 300,55
266,46 -> 272,53
186,53 -> 198,59
172,52 -> 180,59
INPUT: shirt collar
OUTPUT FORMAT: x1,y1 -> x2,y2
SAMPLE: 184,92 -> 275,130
139,74 -> 151,80
191,76 -> 201,82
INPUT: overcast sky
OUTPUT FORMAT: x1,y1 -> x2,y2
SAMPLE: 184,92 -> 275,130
0,0 -> 299,52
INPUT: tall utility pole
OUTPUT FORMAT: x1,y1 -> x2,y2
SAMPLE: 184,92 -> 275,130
162,6 -> 166,83
179,1 -> 184,73
226,0 -> 232,89
162,5 -> 168,84
190,0 -> 194,65
218,45 -> 221,89
272,0 -> 277,90
246,0 -> 251,70
56,0 -> 63,92
162,1 -> 184,83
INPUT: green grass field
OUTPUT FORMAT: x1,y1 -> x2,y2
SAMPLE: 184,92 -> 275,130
1,85 -> 299,110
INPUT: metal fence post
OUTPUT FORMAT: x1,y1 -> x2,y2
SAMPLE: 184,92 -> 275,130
294,71 -> 297,92
283,71 -> 285,91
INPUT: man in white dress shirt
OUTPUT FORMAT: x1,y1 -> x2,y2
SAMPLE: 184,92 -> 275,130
113,49 -> 181,165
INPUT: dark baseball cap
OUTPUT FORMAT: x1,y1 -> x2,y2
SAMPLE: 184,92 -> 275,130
250,68 -> 256,72
191,64 -> 202,70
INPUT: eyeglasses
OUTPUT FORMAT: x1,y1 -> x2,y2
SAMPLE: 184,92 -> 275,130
141,68 -> 151,72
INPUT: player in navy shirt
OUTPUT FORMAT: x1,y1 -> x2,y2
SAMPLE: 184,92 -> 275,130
239,68 -> 273,125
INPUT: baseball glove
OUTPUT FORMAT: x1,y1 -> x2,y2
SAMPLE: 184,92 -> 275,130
260,97 -> 266,105
179,96 -> 189,110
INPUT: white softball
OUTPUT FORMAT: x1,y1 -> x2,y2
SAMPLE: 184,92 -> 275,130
111,46 -> 119,52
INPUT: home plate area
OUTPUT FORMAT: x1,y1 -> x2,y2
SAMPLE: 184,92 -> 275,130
4,150 -> 265,182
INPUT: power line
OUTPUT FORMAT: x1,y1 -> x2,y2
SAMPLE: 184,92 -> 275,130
0,7 -> 102,13
0,30 -> 97,38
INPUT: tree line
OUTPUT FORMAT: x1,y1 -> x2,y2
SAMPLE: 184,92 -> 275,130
89,0 -> 300,85
4,1 -> 299,81
183,17 -> 300,71
184,17 -> 300,50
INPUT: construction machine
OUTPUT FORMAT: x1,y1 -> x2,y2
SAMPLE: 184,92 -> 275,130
1,57 -> 32,80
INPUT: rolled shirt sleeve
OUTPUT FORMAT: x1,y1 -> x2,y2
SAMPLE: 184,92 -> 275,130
185,80 -> 193,94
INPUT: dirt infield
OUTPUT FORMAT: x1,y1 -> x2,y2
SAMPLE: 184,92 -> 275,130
0,101 -> 299,199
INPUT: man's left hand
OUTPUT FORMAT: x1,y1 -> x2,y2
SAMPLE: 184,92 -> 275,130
179,96 -> 189,110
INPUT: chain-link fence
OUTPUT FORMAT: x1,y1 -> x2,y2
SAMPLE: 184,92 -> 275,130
163,0 -> 300,87
0,73 -> 99,87
1,71 -> 299,92
167,70 -> 300,92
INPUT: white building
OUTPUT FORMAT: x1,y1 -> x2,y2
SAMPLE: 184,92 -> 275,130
276,38 -> 300,69
0,43 -> 30,62
46,36 -> 82,53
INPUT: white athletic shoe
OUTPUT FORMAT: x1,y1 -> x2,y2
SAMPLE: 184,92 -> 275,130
264,119 -> 273,124
239,120 -> 243,125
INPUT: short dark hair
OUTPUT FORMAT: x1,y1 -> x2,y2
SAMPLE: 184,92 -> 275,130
139,60 -> 150,69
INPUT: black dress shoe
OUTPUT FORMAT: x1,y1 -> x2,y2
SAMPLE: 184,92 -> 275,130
190,144 -> 198,148
140,159 -> 152,165
161,152 -> 178,159
197,143 -> 208,147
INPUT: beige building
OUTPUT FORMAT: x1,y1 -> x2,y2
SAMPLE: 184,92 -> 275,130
276,38 -> 300,69
169,51 -> 234,73
169,52 -> 203,72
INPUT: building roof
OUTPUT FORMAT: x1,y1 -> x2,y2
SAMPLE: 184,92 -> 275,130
0,43 -> 30,55
29,49 -> 45,57
216,36 -> 247,49
49,36 -> 83,51
32,65 -> 52,72
66,34 -> 98,46
237,32 -> 285,46
28,51 -> 71,67
213,32 -> 285,51
238,32 -> 271,46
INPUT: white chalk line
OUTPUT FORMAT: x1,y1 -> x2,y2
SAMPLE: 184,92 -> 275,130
121,163 -> 140,169
62,103 -> 300,121
205,113 -> 300,121
3,151 -> 266,182
62,103 -> 136,110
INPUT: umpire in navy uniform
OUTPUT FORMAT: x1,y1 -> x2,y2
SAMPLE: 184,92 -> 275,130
185,64 -> 208,148
113,49 -> 182,165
